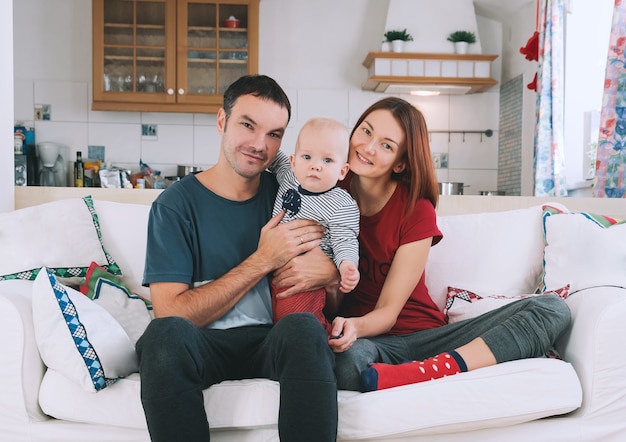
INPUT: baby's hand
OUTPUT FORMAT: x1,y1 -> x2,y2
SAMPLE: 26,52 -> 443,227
339,261 -> 360,293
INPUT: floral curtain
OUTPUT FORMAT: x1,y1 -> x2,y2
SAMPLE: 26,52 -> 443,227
594,0 -> 626,198
533,0 -> 567,196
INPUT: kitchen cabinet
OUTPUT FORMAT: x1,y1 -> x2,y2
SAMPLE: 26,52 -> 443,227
92,0 -> 259,113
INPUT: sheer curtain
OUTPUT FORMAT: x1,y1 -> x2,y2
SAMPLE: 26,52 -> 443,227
533,0 -> 567,196
594,0 -> 626,198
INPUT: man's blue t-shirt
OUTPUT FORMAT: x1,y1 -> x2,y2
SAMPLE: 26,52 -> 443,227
143,171 -> 279,329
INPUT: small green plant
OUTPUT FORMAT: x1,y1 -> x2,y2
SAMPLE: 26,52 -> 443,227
384,28 -> 414,42
447,30 -> 477,44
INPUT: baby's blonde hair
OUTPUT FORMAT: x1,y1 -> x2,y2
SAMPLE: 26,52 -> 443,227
296,117 -> 350,160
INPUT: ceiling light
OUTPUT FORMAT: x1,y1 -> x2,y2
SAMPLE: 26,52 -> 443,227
410,90 -> 441,97
383,84 -> 473,95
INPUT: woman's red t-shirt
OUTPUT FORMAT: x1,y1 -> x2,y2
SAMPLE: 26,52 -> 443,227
339,179 -> 445,335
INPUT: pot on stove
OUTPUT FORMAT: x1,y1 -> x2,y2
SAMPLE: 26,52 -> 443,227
438,182 -> 465,195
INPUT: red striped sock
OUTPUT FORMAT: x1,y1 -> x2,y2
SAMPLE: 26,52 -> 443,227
360,351 -> 467,392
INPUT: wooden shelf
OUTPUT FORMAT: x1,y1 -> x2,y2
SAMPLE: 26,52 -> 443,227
362,52 -> 499,94
104,55 -> 166,62
104,23 -> 166,30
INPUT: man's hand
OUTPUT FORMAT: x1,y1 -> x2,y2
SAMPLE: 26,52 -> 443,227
256,211 -> 325,272
272,246 -> 340,299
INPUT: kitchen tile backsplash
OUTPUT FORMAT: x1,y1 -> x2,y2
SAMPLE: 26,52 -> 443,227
15,77 -> 500,194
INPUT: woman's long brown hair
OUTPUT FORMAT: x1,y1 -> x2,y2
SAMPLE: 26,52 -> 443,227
350,97 -> 439,214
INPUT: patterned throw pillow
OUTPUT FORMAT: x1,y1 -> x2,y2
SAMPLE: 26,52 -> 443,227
32,267 -> 137,393
0,195 -> 121,281
80,262 -> 152,345
444,285 -> 570,324
541,205 -> 626,292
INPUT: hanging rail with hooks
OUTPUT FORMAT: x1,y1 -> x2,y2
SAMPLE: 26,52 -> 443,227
428,129 -> 494,142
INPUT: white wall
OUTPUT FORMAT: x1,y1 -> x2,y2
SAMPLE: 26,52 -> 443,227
12,0 -> 503,196
1,0 -> 14,213
497,1 -> 538,195
384,0 -> 483,53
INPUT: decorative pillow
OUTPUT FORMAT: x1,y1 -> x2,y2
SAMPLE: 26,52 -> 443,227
80,262 -> 152,345
444,285 -> 570,324
0,196 -> 121,281
32,267 -> 137,393
541,205 -> 626,292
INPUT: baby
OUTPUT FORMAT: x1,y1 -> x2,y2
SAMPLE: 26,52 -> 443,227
269,117 -> 360,334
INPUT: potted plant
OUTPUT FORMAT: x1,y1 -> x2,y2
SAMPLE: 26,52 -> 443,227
447,30 -> 476,54
384,28 -> 413,53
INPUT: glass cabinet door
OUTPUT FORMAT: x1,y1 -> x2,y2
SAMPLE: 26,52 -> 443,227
93,0 -> 258,112
178,0 -> 253,104
95,0 -> 175,105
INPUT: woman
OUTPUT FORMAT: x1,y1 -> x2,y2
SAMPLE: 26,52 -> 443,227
321,96 -> 571,392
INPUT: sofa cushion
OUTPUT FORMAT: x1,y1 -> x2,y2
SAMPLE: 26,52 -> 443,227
541,207 -> 626,292
91,199 -> 151,298
0,196 -> 121,282
38,358 -> 581,439
444,285 -> 570,324
80,262 -> 152,345
32,268 -> 137,393
39,370 -> 280,431
426,206 -> 546,311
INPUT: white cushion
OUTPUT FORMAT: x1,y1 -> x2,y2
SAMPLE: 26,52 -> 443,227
0,196 -> 121,281
39,358 -> 581,439
542,211 -> 626,292
426,206 -> 546,310
337,358 -> 581,439
80,263 -> 152,346
32,268 -> 137,393
39,370 -> 280,430
92,200 -> 151,298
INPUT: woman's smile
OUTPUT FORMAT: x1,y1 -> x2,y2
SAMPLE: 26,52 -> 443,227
355,151 -> 373,165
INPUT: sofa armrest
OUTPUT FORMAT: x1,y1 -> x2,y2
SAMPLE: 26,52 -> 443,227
0,281 -> 49,427
556,286 -> 626,425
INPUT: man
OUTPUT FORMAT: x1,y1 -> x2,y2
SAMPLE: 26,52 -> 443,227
137,75 -> 339,441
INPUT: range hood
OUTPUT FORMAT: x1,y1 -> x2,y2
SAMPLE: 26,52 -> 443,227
362,52 -> 499,95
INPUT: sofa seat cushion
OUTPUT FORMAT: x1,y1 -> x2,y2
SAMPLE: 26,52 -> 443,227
39,358 -> 582,439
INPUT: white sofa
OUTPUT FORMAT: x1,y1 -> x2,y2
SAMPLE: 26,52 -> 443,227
2,187 -> 626,442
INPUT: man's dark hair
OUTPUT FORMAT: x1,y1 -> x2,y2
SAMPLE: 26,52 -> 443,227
222,74 -> 291,123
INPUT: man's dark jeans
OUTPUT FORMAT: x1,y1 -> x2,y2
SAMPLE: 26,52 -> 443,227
136,313 -> 337,441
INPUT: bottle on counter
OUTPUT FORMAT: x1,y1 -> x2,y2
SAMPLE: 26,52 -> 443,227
74,151 -> 84,187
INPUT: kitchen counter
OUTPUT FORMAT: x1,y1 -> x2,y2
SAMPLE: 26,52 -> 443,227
14,186 -> 163,210
14,186 -> 626,219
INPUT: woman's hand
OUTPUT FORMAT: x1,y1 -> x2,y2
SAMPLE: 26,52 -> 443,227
272,246 -> 340,299
328,316 -> 357,353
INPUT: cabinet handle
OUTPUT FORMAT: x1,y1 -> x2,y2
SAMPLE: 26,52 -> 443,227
167,88 -> 175,95
178,88 -> 185,95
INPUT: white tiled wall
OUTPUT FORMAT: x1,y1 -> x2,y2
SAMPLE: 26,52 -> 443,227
413,92 -> 500,195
